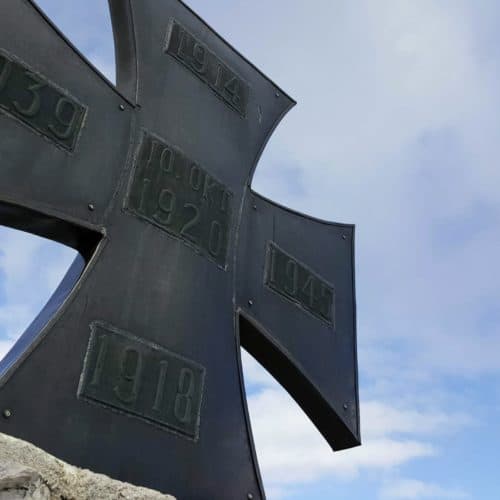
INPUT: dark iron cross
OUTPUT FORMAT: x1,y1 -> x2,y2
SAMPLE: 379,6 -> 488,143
0,1 -> 360,499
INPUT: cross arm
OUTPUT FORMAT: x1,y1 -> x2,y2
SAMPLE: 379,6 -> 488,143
0,0 -> 133,238
109,0 -> 295,198
236,190 -> 360,450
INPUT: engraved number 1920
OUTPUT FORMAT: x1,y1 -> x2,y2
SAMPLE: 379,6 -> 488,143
130,135 -> 232,266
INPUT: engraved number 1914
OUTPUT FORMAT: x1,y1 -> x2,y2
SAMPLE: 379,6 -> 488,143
166,21 -> 249,117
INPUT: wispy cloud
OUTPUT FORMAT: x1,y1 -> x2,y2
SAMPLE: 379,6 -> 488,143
248,386 -> 437,483
0,227 -> 76,340
2,1 -> 498,499
230,0 -> 495,495
380,478 -> 469,499
243,352 -> 472,497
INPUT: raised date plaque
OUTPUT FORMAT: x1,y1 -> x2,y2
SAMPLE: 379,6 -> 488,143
126,131 -> 233,267
0,51 -> 86,152
0,2 -> 359,497
165,20 -> 249,117
266,242 -> 335,326
78,322 -> 206,440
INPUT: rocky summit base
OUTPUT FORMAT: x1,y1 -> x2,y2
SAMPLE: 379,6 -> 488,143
0,433 -> 175,500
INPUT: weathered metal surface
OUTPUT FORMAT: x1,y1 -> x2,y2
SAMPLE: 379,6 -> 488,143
0,1 -> 360,499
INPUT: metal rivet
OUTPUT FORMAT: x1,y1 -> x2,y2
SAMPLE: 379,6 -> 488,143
119,104 -> 125,111
248,299 -> 253,307
252,204 -> 257,210
343,403 -> 348,410
342,234 -> 347,240
3,409 -> 11,419
275,92 -> 280,98
248,494 -> 254,500
88,203 -> 95,211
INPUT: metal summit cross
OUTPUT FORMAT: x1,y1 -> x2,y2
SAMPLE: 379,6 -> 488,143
0,1 -> 359,499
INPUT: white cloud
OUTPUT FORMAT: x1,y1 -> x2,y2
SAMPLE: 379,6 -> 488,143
0,304 -> 35,341
0,227 -> 76,343
243,355 -> 472,496
4,1 -> 498,498
264,486 -> 293,500
0,228 -> 43,295
34,0 -> 116,83
380,478 -> 469,499
214,0 -> 500,381
241,349 -> 281,388
247,386 -> 437,486
86,53 -> 115,83
0,340 -> 14,361
361,401 -> 474,439
229,3 -> 489,495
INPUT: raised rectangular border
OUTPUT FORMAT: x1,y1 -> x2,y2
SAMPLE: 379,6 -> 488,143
164,19 -> 250,117
0,49 -> 87,153
77,321 -> 206,442
124,128 -> 234,270
264,241 -> 336,327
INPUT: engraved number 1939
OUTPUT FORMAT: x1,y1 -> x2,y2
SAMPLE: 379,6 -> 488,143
0,52 -> 86,151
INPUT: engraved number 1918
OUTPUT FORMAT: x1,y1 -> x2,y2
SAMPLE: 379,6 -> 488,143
91,334 -> 197,425
81,325 -> 205,439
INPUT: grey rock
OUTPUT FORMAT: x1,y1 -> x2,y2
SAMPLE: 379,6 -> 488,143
0,433 -> 175,500
0,463 -> 50,499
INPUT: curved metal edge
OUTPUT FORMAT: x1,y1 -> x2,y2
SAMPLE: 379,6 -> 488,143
238,310 -> 361,451
107,0 -> 297,112
0,254 -> 84,384
233,95 -> 296,312
250,189 -> 356,229
0,202 -> 106,388
175,0 -> 296,105
27,0 -> 132,105
246,99 -> 296,189
234,312 -> 267,500
0,241 -> 107,390
351,223 -> 360,439
0,200 -> 103,261
108,0 -> 138,104
230,76 -> 296,497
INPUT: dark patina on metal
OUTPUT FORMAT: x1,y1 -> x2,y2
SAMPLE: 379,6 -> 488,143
165,20 -> 250,117
0,51 -> 86,152
79,322 -> 205,440
265,242 -> 335,326
0,1 -> 360,499
126,130 -> 233,267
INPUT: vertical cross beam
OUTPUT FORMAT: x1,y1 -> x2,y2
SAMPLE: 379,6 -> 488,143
0,1 -> 360,499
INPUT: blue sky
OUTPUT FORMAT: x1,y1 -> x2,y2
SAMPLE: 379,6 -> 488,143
1,1 -> 500,499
